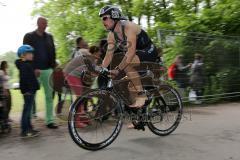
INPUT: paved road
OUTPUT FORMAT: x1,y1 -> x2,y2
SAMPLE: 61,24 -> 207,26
1,102 -> 240,160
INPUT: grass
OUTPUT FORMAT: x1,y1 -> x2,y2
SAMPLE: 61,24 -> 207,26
10,87 -> 57,113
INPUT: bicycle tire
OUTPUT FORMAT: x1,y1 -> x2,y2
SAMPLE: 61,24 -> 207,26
147,84 -> 183,136
68,89 -> 123,151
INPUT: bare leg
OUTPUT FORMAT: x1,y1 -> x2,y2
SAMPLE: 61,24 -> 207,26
122,55 -> 147,108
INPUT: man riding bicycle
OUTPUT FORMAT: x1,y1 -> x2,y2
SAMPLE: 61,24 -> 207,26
99,5 -> 158,108
67,6 -> 182,148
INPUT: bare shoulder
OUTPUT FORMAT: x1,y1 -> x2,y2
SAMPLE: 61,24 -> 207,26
124,21 -> 141,34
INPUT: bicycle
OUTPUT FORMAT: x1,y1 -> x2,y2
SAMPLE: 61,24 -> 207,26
68,64 -> 183,151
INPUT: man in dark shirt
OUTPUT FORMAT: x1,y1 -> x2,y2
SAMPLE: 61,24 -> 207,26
23,17 -> 58,129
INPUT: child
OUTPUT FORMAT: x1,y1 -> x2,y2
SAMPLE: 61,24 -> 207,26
0,70 -> 4,109
0,61 -> 12,122
0,70 -> 8,134
15,45 -> 40,138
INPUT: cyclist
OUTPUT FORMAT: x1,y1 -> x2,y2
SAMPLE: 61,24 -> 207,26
99,5 -> 158,108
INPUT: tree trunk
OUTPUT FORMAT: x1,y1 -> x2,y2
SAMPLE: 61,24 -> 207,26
147,15 -> 151,28
205,0 -> 211,8
194,0 -> 199,13
138,15 -> 142,25
127,0 -> 133,21
127,12 -> 133,21
162,0 -> 167,9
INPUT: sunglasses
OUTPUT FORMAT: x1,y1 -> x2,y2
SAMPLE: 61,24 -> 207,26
102,16 -> 110,21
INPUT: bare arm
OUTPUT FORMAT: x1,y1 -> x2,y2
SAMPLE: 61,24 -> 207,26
101,33 -> 115,68
118,23 -> 137,70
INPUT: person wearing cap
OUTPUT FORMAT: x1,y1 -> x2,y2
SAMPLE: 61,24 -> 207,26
23,17 -> 58,129
99,5 -> 158,108
15,45 -> 40,138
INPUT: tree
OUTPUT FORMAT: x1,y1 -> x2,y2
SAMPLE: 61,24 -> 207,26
33,0 -> 106,62
32,0 -> 240,100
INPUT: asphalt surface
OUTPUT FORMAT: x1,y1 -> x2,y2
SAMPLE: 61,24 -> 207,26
1,102 -> 240,160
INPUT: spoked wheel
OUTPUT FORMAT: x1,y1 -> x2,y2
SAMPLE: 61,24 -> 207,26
68,89 -> 123,151
147,84 -> 183,136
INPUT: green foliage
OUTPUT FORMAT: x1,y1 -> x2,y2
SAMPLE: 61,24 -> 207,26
216,68 -> 240,93
205,76 -> 223,103
32,0 -> 240,102
32,0 -> 107,63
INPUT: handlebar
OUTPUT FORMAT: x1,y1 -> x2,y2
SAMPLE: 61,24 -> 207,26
94,66 -> 110,76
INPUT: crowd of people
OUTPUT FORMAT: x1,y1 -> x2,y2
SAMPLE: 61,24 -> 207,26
169,54 -> 205,104
0,16 -> 110,137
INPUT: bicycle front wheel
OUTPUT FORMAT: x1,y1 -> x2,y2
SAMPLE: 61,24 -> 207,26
147,84 -> 183,136
68,89 -> 123,151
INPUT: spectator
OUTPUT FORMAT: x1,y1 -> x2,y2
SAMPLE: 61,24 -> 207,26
71,37 -> 89,59
63,48 -> 96,96
190,53 -> 205,104
23,17 -> 58,129
99,39 -> 108,61
52,59 -> 62,104
0,70 -> 6,125
89,45 -> 101,65
0,61 -> 12,121
173,55 -> 191,97
0,70 -> 4,107
63,46 -> 100,128
15,45 -> 40,138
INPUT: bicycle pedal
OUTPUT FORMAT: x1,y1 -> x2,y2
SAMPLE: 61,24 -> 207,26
134,125 -> 145,131
133,122 -> 145,131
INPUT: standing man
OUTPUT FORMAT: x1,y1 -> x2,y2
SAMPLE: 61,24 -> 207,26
23,17 -> 58,129
190,53 -> 205,104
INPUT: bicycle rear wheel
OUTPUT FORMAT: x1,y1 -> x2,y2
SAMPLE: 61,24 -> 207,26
68,89 -> 123,151
147,84 -> 183,136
